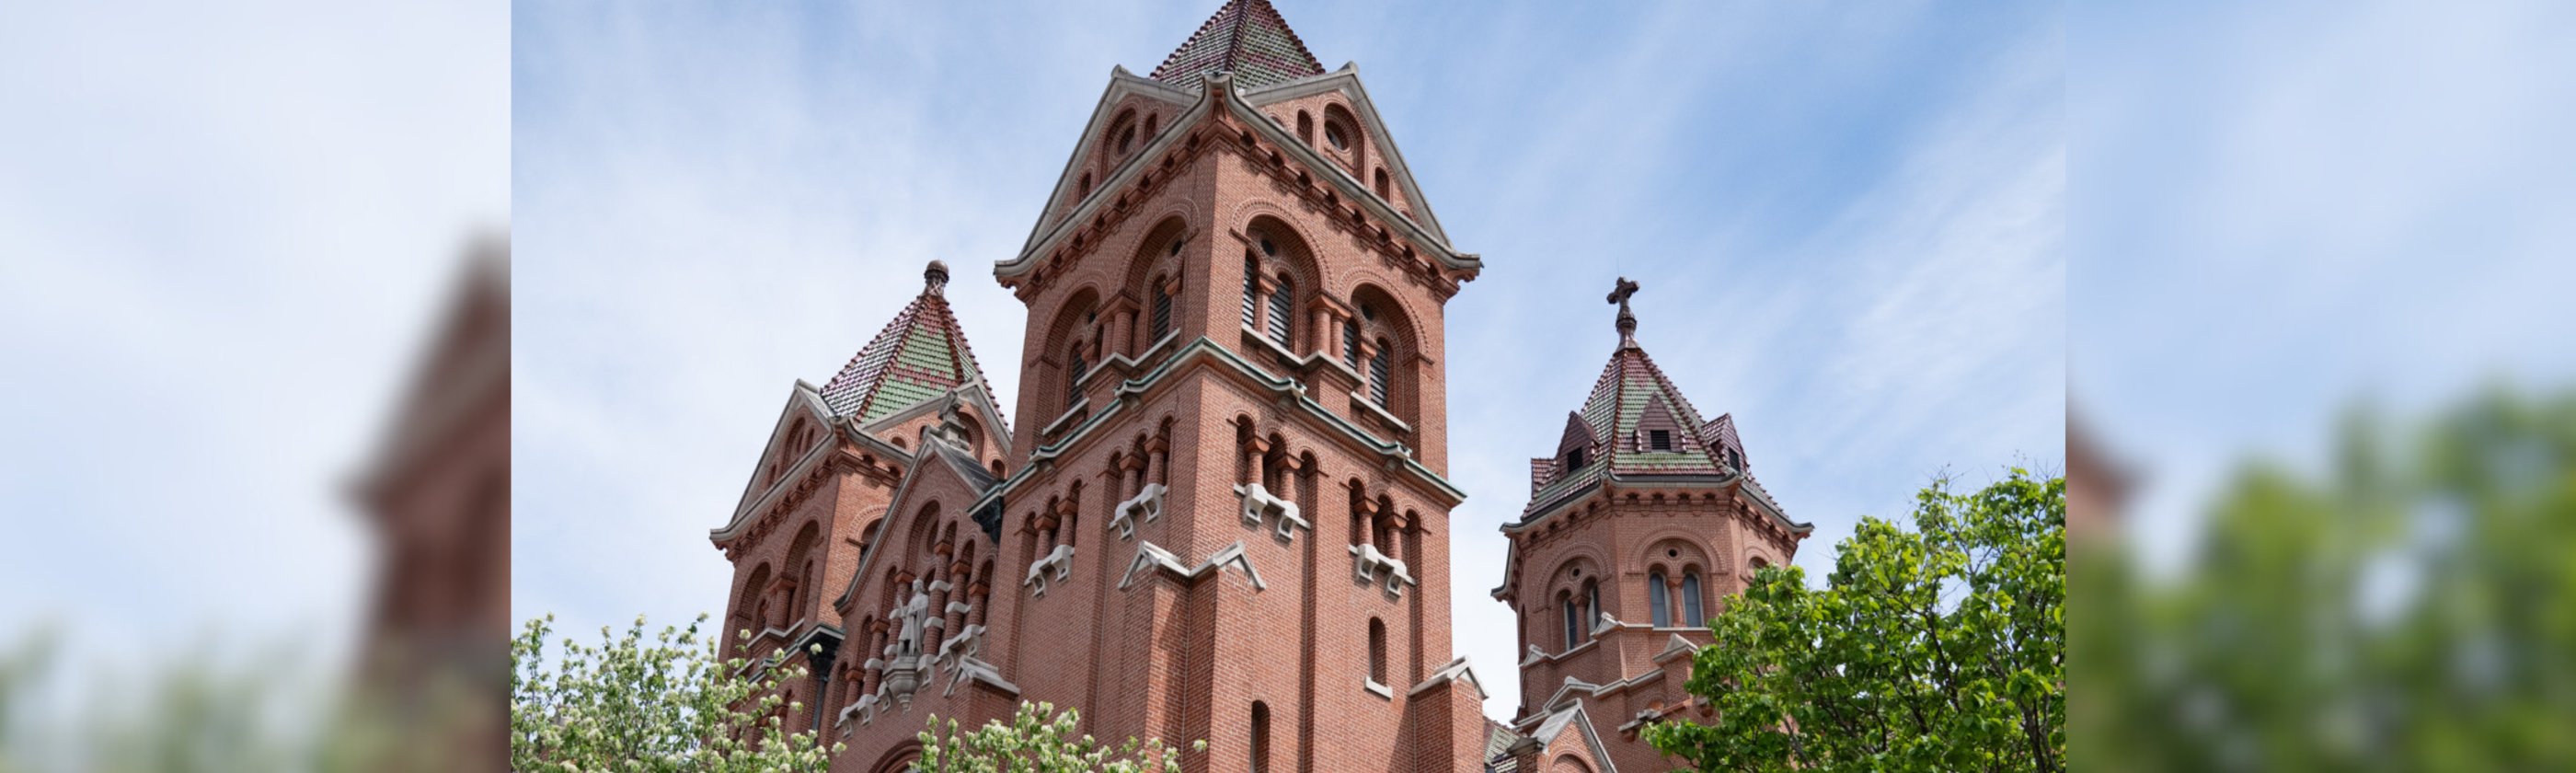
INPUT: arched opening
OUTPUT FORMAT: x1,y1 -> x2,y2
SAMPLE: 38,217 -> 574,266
1240,218 -> 1317,351
1040,287 -> 1102,421
1348,285 -> 1421,426
782,521 -> 821,617
1121,216 -> 1190,355
733,562 -> 771,653
1295,110 -> 1314,145
1374,167 -> 1391,201
1107,108 -> 1138,157
1321,103 -> 1363,172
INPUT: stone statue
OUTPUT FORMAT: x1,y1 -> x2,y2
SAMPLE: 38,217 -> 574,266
891,578 -> 931,657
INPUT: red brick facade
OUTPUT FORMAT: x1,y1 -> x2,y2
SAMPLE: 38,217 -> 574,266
709,3 -> 1500,769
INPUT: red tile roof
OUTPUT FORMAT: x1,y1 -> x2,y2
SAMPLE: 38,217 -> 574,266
1149,0 -> 1327,92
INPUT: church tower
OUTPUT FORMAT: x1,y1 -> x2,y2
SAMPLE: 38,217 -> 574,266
1489,282 -> 1813,773
771,2 -> 1493,770
707,260 -> 1014,748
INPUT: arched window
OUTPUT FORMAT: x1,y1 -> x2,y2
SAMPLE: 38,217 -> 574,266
1144,113 -> 1158,138
1078,172 -> 1092,199
1649,571 -> 1671,628
1560,594 -> 1580,651
1295,110 -> 1314,145
1250,701 -> 1271,773
1374,167 -> 1391,200
1367,617 -> 1387,685
1682,571 -> 1706,627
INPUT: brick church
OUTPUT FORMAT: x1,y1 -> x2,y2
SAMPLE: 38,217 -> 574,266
705,2 -> 1808,770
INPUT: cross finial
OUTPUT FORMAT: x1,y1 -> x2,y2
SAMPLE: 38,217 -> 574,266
1608,277 -> 1640,347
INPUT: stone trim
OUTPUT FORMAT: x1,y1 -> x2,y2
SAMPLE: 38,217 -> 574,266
1237,482 -> 1311,541
1117,540 -> 1266,592
1348,542 -> 1415,596
1023,544 -> 1075,596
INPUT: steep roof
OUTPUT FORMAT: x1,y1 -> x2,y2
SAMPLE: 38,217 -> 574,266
1519,286 -> 1796,529
1149,0 -> 1326,92
818,261 -> 1002,429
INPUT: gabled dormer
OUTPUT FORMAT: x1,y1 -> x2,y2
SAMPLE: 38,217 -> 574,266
1533,411 -> 1598,494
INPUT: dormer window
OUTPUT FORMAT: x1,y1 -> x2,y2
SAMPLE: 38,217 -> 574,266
1649,429 -> 1672,451
1565,447 -> 1585,471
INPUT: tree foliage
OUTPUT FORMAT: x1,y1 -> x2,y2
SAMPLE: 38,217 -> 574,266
914,702 -> 1199,773
510,614 -> 840,773
2075,389 -> 2576,770
1646,469 -> 2066,772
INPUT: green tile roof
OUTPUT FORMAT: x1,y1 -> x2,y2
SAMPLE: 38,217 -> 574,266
819,282 -> 999,430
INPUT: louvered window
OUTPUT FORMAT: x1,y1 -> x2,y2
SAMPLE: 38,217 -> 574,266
1241,256 -> 1260,329
1368,346 -> 1391,405
1065,351 -> 1087,408
1150,283 -> 1172,342
1267,281 -> 1293,346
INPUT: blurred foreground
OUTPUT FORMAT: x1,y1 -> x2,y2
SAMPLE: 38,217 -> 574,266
2076,388 -> 2576,770
0,243 -> 510,772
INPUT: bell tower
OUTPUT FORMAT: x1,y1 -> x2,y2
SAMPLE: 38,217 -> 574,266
972,0 -> 1489,769
1490,279 -> 1814,773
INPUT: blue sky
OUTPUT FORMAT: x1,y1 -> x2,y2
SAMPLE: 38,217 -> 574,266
511,0 -> 2063,720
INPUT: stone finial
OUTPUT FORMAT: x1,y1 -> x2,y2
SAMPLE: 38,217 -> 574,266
925,260 -> 951,294
1607,276 -> 1640,347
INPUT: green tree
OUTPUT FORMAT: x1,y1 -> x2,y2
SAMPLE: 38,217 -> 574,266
914,702 -> 1200,773
1645,469 -> 2066,772
510,614 -> 841,772
2075,389 -> 2576,771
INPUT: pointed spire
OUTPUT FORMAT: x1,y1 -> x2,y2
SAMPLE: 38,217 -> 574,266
1150,0 -> 1326,92
818,262 -> 1001,429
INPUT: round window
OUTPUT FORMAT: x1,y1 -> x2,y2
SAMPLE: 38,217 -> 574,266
1325,122 -> 1350,151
